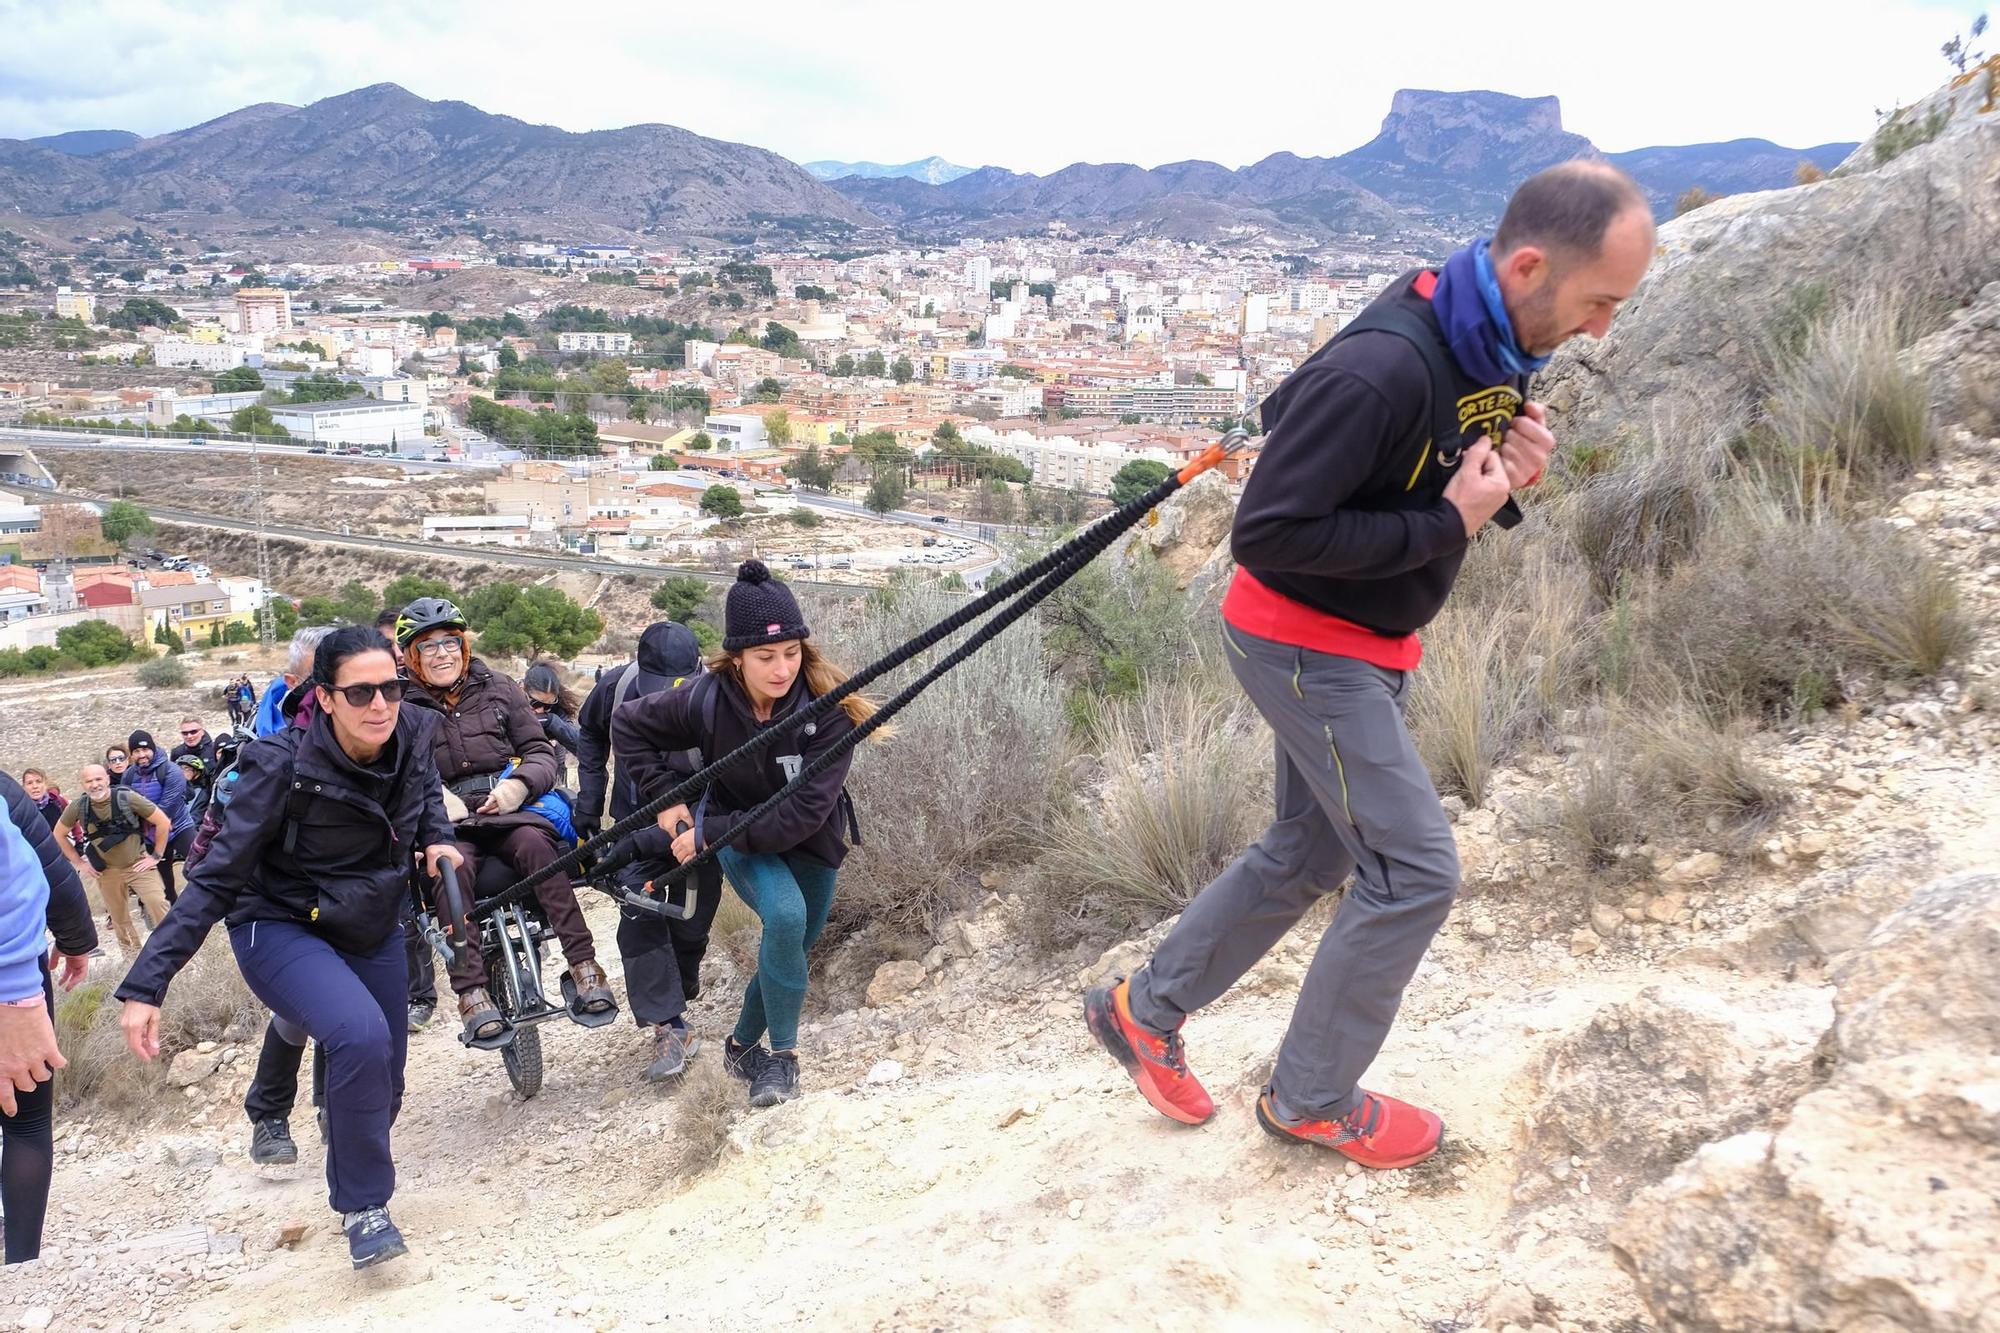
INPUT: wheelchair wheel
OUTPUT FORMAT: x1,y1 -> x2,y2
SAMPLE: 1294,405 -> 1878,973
495,955 -> 544,1099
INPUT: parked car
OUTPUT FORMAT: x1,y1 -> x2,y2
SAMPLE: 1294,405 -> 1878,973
931,515 -> 949,524
306,445 -> 329,454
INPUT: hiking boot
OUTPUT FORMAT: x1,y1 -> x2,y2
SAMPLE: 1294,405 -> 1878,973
748,1049 -> 800,1108
643,1024 -> 700,1082
1084,976 -> 1215,1126
248,1117 -> 297,1167
407,1001 -> 435,1033
1254,1087 -> 1443,1170
458,987 -> 506,1044
723,1036 -> 768,1084
341,1206 -> 408,1269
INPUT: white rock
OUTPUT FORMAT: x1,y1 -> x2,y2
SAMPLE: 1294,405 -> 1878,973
865,1060 -> 904,1085
863,960 -> 927,1008
168,1049 -> 222,1089
1344,1203 -> 1377,1227
20,1309 -> 54,1331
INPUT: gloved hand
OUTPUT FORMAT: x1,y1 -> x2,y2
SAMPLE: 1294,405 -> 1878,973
573,813 -> 601,843
479,777 -> 530,816
441,786 -> 470,822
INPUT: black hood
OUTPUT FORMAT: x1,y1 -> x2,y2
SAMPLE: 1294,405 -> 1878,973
635,621 -> 702,682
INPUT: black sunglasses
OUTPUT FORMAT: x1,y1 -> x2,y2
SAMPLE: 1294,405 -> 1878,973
528,698 -> 553,713
323,679 -> 407,708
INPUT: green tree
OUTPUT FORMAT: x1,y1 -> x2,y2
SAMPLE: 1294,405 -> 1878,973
223,621 -> 257,645
861,350 -> 887,377
786,443 -> 834,490
627,398 -> 651,422
229,404 -> 289,437
688,431 -> 714,452
381,574 -> 454,614
334,581 -> 376,623
932,420 -> 964,448
285,372 -> 357,404
153,624 -> 184,655
789,507 -> 823,529
700,486 -> 745,519
891,355 -> 914,384
257,600 -> 300,639
588,358 -> 632,395
55,620 -> 136,667
864,470 -> 907,515
761,322 -> 802,357
832,353 -> 855,377
99,500 -> 154,546
470,585 -> 603,658
212,365 -> 265,393
296,595 -> 338,625
497,345 -> 520,370
650,575 -> 712,621
763,410 -> 793,445
208,622 -> 223,647
1109,459 -> 1172,506
104,298 -> 180,331
751,377 -> 784,404
649,452 -> 676,470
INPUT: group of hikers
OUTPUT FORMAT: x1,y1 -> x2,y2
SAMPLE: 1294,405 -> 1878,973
0,162 -> 1654,1279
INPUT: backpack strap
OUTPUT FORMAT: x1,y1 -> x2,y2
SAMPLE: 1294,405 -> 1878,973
1333,279 -> 1525,529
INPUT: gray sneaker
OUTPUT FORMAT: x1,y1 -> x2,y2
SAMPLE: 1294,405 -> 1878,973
643,1024 -> 700,1082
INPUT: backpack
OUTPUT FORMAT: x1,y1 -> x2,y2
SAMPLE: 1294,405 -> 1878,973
79,787 -> 143,870
1330,277 -> 1524,531
613,663 -> 711,799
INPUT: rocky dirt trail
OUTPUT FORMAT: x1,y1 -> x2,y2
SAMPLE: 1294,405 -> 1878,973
2,425 -> 1996,1331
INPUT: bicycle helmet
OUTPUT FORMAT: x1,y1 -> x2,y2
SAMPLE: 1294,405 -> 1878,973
394,596 -> 467,650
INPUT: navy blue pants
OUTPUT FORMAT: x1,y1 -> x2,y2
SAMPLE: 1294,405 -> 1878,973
231,920 -> 406,1214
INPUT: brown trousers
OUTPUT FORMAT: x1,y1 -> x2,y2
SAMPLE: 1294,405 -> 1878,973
445,825 -> 596,994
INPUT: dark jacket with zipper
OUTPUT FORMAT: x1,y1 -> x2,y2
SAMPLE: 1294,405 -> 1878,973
115,708 -> 453,1006
1231,270 -> 1527,636
578,621 -> 706,829
612,670 -> 857,870
2,772 -> 98,964
402,657 -> 563,838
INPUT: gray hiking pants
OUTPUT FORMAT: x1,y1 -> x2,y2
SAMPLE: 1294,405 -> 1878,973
1127,624 -> 1459,1121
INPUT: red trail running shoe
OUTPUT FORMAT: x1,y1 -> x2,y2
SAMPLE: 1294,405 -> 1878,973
1084,977 -> 1215,1126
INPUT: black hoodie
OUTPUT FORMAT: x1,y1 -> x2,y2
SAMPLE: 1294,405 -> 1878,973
576,621 -> 705,828
612,664 -> 857,870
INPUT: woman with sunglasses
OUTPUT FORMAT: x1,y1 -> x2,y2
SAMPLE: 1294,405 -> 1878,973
115,626 -> 461,1271
392,598 -> 611,1046
101,747 -> 129,785
523,659 -> 582,781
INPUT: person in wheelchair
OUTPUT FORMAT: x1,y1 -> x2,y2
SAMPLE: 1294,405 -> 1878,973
115,626 -> 462,1270
392,598 -> 612,1045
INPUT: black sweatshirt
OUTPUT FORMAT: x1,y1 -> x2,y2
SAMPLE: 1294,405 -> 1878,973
1231,272 -> 1521,636
612,671 -> 857,870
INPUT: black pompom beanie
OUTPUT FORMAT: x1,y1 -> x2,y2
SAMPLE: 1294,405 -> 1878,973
722,560 -> 810,652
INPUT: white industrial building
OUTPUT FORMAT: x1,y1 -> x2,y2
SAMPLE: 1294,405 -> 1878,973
155,339 -> 249,372
270,398 -> 426,449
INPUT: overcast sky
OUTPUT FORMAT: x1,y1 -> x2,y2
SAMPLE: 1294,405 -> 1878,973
0,0 -> 1979,172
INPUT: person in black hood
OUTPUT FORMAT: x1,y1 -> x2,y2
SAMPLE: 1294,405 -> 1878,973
115,626 -> 463,1271
575,620 -> 719,1081
613,564 -> 881,1108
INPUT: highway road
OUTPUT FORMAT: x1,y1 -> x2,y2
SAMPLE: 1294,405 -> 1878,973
2,430 -> 1013,589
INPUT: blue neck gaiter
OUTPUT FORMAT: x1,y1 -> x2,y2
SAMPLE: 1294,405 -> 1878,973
1430,237 -> 1550,384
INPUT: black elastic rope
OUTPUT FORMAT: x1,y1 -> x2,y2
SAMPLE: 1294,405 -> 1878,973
472,467 -> 1192,915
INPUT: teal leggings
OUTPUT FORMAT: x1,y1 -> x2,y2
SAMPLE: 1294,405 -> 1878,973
718,848 -> 838,1052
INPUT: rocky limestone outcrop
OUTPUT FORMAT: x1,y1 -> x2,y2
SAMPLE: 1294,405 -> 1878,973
1904,279 -> 2000,437
1513,982 -> 1832,1234
1109,466 -> 1235,592
1537,75 -> 2000,443
1613,871 -> 2000,1331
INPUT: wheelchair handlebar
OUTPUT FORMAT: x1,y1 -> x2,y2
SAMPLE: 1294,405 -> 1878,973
434,857 -> 472,972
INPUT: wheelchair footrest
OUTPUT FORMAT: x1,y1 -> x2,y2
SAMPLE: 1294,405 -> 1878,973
559,973 -> 620,1028
458,1021 -> 518,1052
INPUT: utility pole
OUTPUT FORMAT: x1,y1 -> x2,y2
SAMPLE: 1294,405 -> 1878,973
249,432 -> 275,649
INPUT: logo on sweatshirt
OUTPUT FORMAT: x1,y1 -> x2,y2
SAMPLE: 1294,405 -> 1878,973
776,754 -> 803,783
1453,385 -> 1523,457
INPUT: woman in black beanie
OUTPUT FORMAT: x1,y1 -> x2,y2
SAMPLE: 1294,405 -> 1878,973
611,560 -> 880,1107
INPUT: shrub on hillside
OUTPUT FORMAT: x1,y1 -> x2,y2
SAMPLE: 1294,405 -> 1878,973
814,583 -> 1067,941
1631,507 -> 1970,718
1761,295 -> 1937,500
1408,540 -> 1591,804
135,656 -> 191,689
1560,435 -> 1724,603
1033,681 -> 1269,943
56,940 -> 262,1113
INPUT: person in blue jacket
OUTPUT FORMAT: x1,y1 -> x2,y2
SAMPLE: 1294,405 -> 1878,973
118,730 -> 196,902
255,627 -> 332,738
0,771 -> 98,1264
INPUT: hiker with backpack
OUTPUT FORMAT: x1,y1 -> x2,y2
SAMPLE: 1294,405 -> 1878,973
393,597 -> 612,1047
116,625 -> 463,1270
612,561 -> 876,1107
118,732 -> 197,903
575,620 -> 721,1081
16,771 -> 67,838
1085,162 -> 1656,1171
54,765 -> 174,954
0,770 -> 97,1265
